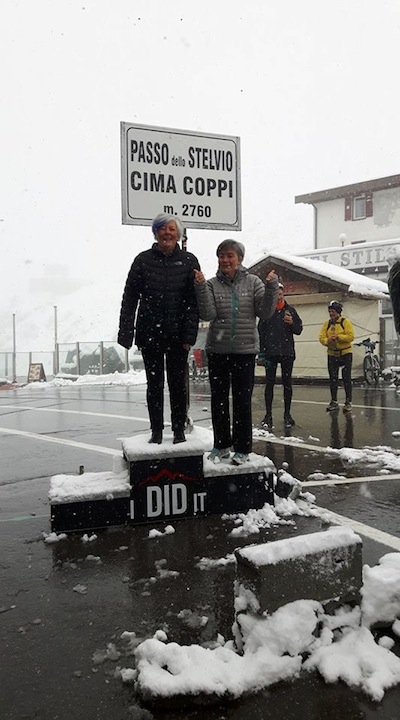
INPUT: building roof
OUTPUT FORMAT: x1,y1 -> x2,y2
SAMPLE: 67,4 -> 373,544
295,173 -> 400,205
249,251 -> 388,299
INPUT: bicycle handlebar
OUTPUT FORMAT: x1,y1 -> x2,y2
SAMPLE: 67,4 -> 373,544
355,338 -> 379,348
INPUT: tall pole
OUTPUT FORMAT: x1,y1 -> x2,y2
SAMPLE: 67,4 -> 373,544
12,313 -> 17,383
181,227 -> 192,431
182,227 -> 187,251
54,305 -> 58,375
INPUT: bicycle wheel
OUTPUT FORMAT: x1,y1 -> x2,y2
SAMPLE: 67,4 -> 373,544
372,355 -> 381,384
363,355 -> 375,385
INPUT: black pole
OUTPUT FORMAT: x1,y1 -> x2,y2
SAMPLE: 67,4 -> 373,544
182,226 -> 192,431
182,227 -> 188,252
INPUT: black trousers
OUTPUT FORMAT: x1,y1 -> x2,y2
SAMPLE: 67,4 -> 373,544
328,353 -> 353,402
264,355 -> 295,415
208,353 -> 256,454
141,343 -> 188,433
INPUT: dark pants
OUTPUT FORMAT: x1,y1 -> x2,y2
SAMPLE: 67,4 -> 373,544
208,353 -> 256,454
264,356 -> 295,415
328,353 -> 353,402
141,342 -> 188,433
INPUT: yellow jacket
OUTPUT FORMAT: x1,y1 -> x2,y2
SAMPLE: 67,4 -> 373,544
319,316 -> 354,357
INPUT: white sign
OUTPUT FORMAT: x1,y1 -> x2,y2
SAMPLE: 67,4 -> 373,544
121,122 -> 241,230
300,239 -> 400,272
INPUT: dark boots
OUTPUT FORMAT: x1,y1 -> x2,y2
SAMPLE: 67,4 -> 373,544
148,430 -> 162,444
148,429 -> 186,444
284,413 -> 295,428
173,430 -> 186,444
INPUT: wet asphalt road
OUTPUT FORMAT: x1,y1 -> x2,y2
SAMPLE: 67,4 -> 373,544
1,380 -> 400,719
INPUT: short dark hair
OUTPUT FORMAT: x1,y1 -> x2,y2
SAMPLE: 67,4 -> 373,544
216,239 -> 245,261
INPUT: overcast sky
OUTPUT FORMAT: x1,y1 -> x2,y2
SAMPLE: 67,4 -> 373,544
2,0 -> 400,346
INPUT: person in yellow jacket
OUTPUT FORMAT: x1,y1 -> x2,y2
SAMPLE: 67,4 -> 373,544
319,301 -> 355,413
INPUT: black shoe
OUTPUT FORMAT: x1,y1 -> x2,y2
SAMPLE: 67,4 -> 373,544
148,431 -> 162,444
173,430 -> 186,444
284,413 -> 295,428
261,414 -> 273,430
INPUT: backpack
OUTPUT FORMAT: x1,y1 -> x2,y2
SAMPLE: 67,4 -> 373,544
329,317 -> 346,330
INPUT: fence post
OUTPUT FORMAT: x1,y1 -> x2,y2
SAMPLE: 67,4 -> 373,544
54,343 -> 59,376
124,348 -> 129,372
76,342 -> 80,376
12,313 -> 17,383
53,305 -> 58,375
99,342 -> 104,375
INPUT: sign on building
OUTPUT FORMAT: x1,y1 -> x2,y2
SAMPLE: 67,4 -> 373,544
121,122 -> 241,230
300,238 -> 400,273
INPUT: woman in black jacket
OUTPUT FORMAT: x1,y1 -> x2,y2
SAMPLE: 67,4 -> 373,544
118,213 -> 200,444
258,284 -> 303,429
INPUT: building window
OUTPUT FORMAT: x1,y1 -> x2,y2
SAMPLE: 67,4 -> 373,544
353,196 -> 366,219
344,193 -> 373,221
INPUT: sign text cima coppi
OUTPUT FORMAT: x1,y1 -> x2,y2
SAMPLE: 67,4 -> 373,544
121,122 -> 241,230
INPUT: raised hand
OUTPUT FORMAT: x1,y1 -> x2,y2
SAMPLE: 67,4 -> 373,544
194,269 -> 205,284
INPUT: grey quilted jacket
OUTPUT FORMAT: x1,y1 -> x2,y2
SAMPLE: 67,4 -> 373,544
195,267 -> 278,354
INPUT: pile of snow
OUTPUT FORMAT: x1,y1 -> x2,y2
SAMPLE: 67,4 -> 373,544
126,531 -> 400,705
49,470 -> 131,504
22,370 -> 147,389
132,584 -> 400,704
334,445 -> 400,473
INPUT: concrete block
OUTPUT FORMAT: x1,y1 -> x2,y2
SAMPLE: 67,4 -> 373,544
235,527 -> 362,615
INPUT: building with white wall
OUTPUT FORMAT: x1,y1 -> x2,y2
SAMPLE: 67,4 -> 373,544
295,173 -> 400,252
294,174 -> 400,363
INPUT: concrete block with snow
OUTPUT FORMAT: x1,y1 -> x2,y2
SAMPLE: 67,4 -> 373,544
235,527 -> 362,616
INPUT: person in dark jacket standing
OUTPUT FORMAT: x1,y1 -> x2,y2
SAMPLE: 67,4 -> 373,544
118,213 -> 200,445
258,283 -> 303,430
194,240 -> 278,465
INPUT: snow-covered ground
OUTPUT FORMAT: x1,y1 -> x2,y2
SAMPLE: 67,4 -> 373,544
40,397 -> 400,706
19,369 -> 147,388
44,495 -> 400,705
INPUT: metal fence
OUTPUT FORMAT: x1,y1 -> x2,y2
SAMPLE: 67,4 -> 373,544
1,323 -> 398,385
0,342 -> 143,383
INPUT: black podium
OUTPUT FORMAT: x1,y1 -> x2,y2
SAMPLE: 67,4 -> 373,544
50,427 -> 275,533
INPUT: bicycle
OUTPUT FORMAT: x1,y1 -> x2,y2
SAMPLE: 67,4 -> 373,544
355,338 -> 380,385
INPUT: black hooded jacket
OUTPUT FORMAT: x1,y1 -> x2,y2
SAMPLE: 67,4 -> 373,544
258,300 -> 303,358
118,243 -> 200,350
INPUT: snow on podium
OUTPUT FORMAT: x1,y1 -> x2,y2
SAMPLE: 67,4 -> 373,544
49,426 -> 275,533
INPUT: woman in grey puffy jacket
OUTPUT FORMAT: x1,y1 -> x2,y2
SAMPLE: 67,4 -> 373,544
194,240 -> 278,465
